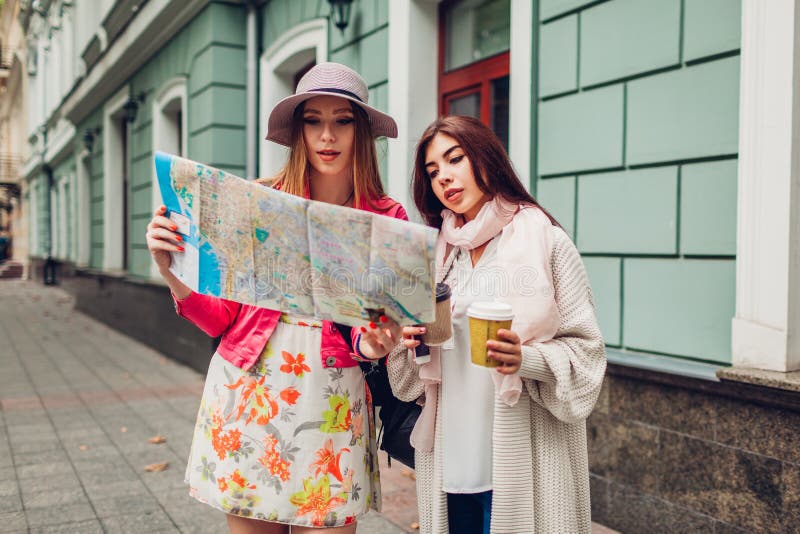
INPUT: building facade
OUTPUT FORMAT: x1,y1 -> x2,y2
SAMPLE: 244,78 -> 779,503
18,0 -> 800,531
0,0 -> 28,269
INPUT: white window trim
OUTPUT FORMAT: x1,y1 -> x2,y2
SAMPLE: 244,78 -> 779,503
30,182 -> 39,257
259,18 -> 328,179
151,76 -> 188,279
102,84 -> 130,272
57,176 -> 68,260
75,149 -> 91,267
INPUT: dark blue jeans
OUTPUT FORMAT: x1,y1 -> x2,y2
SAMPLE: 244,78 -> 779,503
447,491 -> 493,534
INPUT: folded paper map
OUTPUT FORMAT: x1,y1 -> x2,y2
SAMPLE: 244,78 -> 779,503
154,152 -> 438,326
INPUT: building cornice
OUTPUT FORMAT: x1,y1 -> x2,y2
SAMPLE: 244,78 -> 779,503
62,0 -> 209,125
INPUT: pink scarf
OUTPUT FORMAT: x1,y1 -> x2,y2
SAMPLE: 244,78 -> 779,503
410,197 -> 561,452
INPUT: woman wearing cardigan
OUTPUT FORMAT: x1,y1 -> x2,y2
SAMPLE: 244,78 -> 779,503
386,116 -> 606,533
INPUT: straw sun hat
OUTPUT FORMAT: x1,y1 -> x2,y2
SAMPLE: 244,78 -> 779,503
265,62 -> 398,146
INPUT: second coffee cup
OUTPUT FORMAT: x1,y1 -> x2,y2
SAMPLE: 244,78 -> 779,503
466,301 -> 514,368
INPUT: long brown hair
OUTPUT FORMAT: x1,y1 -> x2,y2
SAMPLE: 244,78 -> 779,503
262,99 -> 389,211
412,115 -> 560,229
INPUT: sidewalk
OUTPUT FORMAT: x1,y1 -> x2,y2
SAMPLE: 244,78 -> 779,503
0,281 -> 410,533
0,280 -> 617,533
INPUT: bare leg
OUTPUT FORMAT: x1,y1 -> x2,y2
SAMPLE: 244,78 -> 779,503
291,523 -> 357,534
226,514 -> 289,534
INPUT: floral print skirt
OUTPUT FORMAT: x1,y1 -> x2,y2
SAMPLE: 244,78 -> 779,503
185,315 -> 380,527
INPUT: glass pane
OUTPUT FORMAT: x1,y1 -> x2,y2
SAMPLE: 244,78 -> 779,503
445,0 -> 511,71
448,92 -> 481,119
491,75 -> 510,149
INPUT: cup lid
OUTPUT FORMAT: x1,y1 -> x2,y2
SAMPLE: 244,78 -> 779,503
435,282 -> 451,302
466,301 -> 514,321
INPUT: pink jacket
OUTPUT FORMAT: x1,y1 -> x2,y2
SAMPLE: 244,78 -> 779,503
173,197 -> 408,371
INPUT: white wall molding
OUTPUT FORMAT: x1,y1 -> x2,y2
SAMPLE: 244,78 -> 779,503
387,0 -> 439,221
733,0 -> 800,371
259,18 -> 328,179
75,150 -> 91,267
102,84 -> 129,272
151,76 -> 188,278
62,0 -> 209,125
509,0 -> 533,188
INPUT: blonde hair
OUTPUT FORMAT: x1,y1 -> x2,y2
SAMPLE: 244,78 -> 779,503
260,100 -> 389,210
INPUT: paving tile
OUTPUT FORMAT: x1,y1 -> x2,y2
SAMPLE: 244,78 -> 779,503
22,486 -> 90,508
17,461 -> 75,480
26,502 -> 96,528
19,473 -> 81,496
13,447 -> 70,466
0,511 -> 26,531
29,519 -> 105,534
100,510 -> 179,534
0,493 -> 23,513
0,479 -> 18,498
83,479 -> 150,501
90,493 -> 163,518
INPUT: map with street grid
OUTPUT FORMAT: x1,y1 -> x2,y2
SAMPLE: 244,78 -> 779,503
155,151 -> 437,326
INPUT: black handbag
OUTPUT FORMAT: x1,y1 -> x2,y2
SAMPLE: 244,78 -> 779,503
334,323 -> 420,468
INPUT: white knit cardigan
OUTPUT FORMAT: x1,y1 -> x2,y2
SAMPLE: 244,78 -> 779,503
387,226 -> 607,534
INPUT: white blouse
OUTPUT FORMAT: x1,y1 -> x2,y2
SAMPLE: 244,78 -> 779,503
440,236 -> 500,493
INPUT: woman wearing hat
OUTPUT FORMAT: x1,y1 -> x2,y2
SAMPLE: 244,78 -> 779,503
145,63 -> 407,533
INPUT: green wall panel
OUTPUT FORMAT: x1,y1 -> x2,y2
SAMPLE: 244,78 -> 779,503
262,0 -> 328,52
623,258 -> 735,363
580,0 -> 680,86
368,83 -> 388,113
131,123 -> 152,160
680,159 -> 738,256
330,0 -> 388,51
204,3 -> 246,47
536,176 -> 575,239
130,185 -> 154,218
190,45 -> 246,96
189,128 -> 246,168
130,156 -> 154,191
583,257 -> 621,346
330,26 -> 388,88
539,15 -> 578,97
128,247 -> 152,279
540,0 -> 595,20
626,56 -> 740,165
189,85 -> 247,134
577,167 -> 678,254
684,0 -> 742,62
538,85 -> 624,176
129,216 -> 150,247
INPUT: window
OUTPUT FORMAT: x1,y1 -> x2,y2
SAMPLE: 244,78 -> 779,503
439,0 -> 511,147
151,77 -> 187,278
260,19 -> 328,178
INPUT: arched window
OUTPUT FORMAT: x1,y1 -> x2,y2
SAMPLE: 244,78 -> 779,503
259,19 -> 328,179
150,77 -> 188,278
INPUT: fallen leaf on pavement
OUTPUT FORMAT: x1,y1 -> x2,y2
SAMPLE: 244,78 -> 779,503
148,435 -> 166,444
144,462 -> 170,472
159,357 -> 167,365
410,522 -> 419,530
78,445 -> 89,451
120,426 -> 128,433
